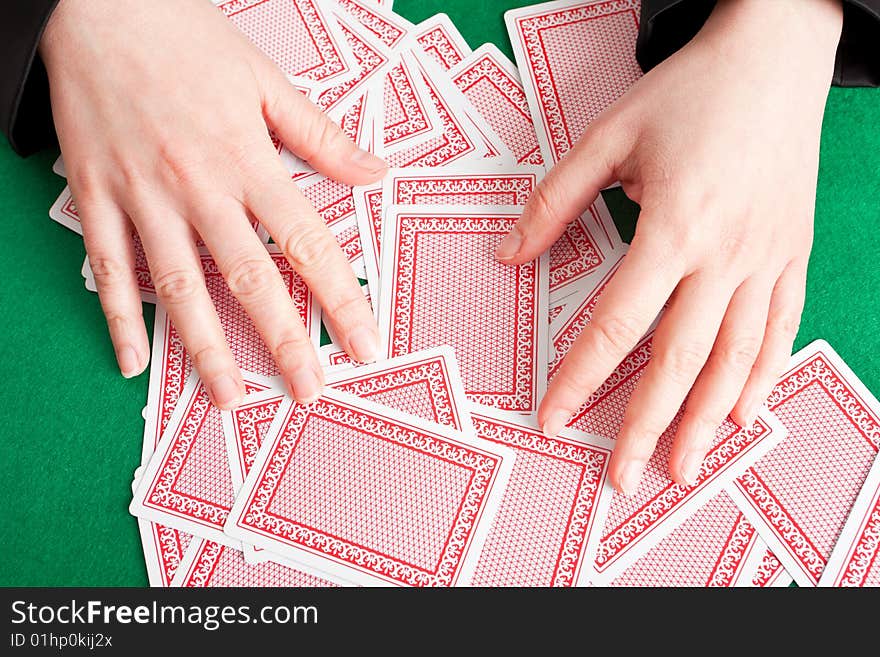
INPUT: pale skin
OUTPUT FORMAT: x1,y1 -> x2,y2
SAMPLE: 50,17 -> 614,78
40,0 -> 843,494
496,0 -> 843,493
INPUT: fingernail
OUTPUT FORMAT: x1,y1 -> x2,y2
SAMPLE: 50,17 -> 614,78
495,228 -> 523,261
350,149 -> 387,174
542,409 -> 570,438
209,374 -> 242,409
348,326 -> 379,363
117,345 -> 142,378
618,461 -> 645,496
679,451 -> 705,486
289,367 -> 322,404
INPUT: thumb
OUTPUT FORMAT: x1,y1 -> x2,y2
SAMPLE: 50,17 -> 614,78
495,121 -> 624,265
261,69 -> 387,187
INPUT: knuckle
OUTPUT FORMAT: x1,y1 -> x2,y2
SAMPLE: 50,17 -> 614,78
153,268 -> 203,305
718,233 -> 750,263
655,343 -> 709,385
281,224 -> 334,272
274,334 -> 314,364
769,313 -> 801,342
226,257 -> 278,302
527,183 -> 566,229
590,315 -> 644,357
300,115 -> 344,162
189,344 -> 228,372
322,291 -> 365,323
679,409 -> 723,447
89,256 -> 130,288
716,336 -> 762,371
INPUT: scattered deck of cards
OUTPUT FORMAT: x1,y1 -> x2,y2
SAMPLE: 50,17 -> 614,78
48,0 -> 880,587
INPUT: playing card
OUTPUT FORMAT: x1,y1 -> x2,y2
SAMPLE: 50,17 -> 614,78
52,154 -> 66,177
469,408 -> 614,586
607,491 -> 764,587
140,245 -> 319,461
136,411 -> 194,588
449,43 -> 545,166
358,165 -> 543,305
736,537 -> 794,588
137,519 -> 194,588
314,9 -> 393,116
219,0 -> 361,90
570,336 -> 785,583
378,205 -> 549,413
384,48 -> 498,168
223,347 -> 473,564
550,316 -> 786,583
131,371 -> 278,546
381,51 -> 444,154
318,343 -> 357,368
549,250 -> 629,373
170,537 -> 348,587
225,387 -> 516,586
413,13 -> 472,71
506,0 -> 643,165
819,450 -> 880,586
48,186 -> 82,235
336,0 -> 413,50
727,340 -> 880,586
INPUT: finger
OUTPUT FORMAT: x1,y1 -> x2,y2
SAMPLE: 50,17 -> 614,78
495,118 -> 628,263
191,198 -> 323,403
668,276 -> 772,486
78,196 -> 149,378
132,203 -> 245,409
539,231 -> 683,438
260,67 -> 386,186
731,259 -> 807,424
245,166 -> 380,365
608,272 -> 736,495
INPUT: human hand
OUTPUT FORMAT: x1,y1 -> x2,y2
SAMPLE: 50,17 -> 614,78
496,0 -> 843,492
39,0 -> 386,407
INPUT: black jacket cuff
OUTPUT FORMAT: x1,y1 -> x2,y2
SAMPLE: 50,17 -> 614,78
637,0 -> 880,87
1,0 -> 61,156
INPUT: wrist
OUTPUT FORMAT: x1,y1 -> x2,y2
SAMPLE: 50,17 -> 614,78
695,0 -> 843,82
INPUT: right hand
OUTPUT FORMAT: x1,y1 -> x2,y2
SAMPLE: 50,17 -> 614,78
39,0 -> 387,407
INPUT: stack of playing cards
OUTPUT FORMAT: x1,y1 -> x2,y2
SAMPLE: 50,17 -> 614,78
47,0 -> 880,587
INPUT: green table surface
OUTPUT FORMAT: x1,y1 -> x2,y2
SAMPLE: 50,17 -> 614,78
1,0 -> 878,586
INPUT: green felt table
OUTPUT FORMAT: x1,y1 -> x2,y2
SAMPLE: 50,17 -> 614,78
0,0 -> 878,586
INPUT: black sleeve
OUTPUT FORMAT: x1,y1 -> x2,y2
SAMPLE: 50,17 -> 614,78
0,0 -> 60,157
637,0 -> 880,87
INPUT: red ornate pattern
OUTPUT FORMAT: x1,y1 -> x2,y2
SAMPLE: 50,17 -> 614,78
151,522 -> 193,587
835,485 -> 880,586
415,24 -> 468,71
383,59 -> 436,148
733,351 -> 880,585
750,547 -> 787,587
452,49 -> 545,165
548,210 -> 606,293
386,213 -> 540,411
393,173 -> 536,207
316,19 -> 390,113
549,255 -> 624,375
511,0 -> 642,163
143,380 -> 270,533
385,68 -> 479,168
332,354 -> 463,430
179,540 -> 336,587
220,0 -> 351,84
470,413 -> 611,586
610,492 -> 757,586
234,396 -> 503,586
336,0 -> 407,49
